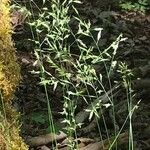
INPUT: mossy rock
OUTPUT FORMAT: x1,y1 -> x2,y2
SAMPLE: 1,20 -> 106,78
0,109 -> 28,150
0,0 -> 21,102
0,0 -> 28,149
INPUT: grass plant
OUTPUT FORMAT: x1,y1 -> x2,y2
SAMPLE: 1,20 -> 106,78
13,0 -> 139,149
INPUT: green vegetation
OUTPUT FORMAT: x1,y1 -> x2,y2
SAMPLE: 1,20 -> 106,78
120,0 -> 149,12
27,0 -> 138,149
1,0 -> 149,149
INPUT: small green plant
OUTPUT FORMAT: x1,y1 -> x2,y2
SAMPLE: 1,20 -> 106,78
120,0 -> 149,12
30,112 -> 48,124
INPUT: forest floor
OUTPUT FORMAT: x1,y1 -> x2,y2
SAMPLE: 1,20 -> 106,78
13,1 -> 150,149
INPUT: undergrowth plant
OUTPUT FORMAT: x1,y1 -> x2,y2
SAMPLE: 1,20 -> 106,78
28,0 -> 138,149
118,63 -> 134,150
120,0 -> 149,12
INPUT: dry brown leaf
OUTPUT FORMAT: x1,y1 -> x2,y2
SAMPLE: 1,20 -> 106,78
76,137 -> 95,148
39,145 -> 50,150
27,131 -> 67,147
57,137 -> 95,149
11,10 -> 26,32
79,141 -> 104,150
60,137 -> 74,145
80,131 -> 128,150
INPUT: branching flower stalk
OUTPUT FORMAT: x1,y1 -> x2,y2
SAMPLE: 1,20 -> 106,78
118,62 -> 135,150
30,0 -> 131,149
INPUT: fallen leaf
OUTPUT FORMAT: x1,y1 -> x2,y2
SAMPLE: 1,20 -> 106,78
27,131 -> 67,147
39,145 -> 50,150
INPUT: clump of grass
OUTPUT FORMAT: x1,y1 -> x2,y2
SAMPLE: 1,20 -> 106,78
28,0 -> 138,149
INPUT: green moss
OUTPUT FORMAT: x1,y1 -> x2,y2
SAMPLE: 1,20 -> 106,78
0,0 -> 28,149
0,0 -> 21,102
